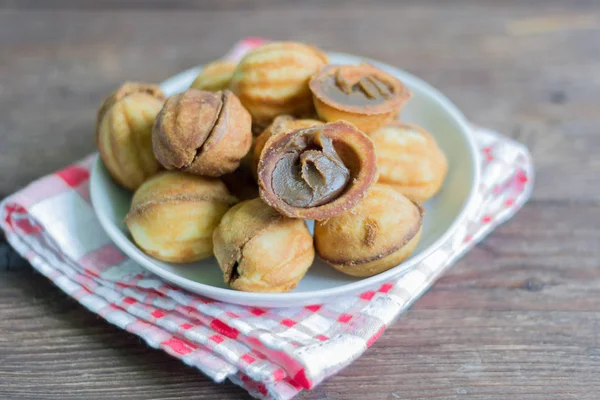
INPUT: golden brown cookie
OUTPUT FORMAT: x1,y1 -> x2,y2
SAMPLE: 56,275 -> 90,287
371,122 -> 447,202
213,198 -> 314,292
125,171 -> 237,262
96,82 -> 165,190
190,60 -> 237,92
258,121 -> 378,220
230,41 -> 328,125
315,184 -> 423,277
251,115 -> 323,179
152,89 -> 252,177
309,63 -> 411,133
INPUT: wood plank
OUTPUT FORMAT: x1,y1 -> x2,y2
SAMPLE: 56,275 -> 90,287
0,0 -> 593,11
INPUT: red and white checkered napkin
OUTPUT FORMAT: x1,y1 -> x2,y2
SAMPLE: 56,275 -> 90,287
0,40 -> 533,400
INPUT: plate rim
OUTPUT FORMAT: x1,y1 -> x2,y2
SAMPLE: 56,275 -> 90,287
90,52 -> 481,306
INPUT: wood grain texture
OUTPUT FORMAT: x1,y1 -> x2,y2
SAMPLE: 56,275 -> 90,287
1,1 -> 600,399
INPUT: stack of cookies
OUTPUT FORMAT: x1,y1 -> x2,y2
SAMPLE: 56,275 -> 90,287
95,41 -> 448,293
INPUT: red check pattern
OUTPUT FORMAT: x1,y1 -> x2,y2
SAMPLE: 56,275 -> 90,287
0,39 -> 533,400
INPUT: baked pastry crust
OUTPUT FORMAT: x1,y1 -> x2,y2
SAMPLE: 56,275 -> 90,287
213,198 -> 315,292
230,41 -> 328,125
125,171 -> 238,263
309,63 -> 411,133
258,121 -> 378,220
190,60 -> 237,92
315,184 -> 423,277
96,82 -> 165,190
153,89 -> 252,177
371,122 -> 447,202
251,115 -> 323,179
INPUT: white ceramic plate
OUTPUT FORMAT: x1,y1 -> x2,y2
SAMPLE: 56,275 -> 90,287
90,52 -> 480,307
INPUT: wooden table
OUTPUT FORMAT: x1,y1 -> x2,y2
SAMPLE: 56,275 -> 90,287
2,1 -> 599,398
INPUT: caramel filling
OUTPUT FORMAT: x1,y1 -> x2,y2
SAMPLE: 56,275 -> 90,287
321,68 -> 393,106
271,129 -> 350,208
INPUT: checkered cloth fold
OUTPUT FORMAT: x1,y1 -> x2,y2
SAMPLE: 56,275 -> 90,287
0,39 -> 533,400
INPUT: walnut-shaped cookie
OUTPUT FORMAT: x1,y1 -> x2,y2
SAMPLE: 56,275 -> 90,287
213,198 -> 314,292
371,122 -> 447,202
125,171 -> 237,263
96,82 -> 165,190
258,121 -> 378,220
153,89 -> 252,177
251,115 -> 323,179
230,41 -> 328,125
314,184 -> 423,277
309,63 -> 411,133
190,60 -> 237,92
